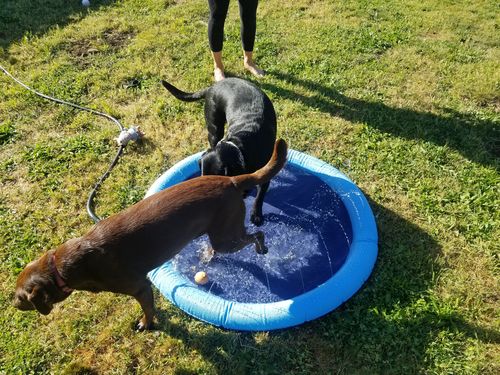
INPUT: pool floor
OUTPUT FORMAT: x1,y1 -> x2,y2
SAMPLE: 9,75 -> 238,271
171,164 -> 353,303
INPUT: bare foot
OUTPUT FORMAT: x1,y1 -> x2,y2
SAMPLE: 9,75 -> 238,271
244,61 -> 265,78
214,67 -> 225,82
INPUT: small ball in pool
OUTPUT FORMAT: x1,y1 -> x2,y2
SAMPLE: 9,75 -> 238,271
194,271 -> 209,285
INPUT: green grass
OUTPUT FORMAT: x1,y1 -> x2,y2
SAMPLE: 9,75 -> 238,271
1,0 -> 499,373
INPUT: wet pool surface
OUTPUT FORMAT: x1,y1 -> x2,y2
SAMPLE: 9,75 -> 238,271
171,164 -> 353,303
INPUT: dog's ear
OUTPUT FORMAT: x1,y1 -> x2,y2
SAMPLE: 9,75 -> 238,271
217,143 -> 245,176
27,285 -> 52,315
200,150 -> 223,175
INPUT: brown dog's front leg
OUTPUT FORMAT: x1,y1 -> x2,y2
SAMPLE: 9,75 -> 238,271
134,283 -> 155,331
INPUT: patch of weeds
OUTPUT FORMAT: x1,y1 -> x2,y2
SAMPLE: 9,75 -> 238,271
0,158 -> 16,183
426,330 -> 483,374
451,167 -> 499,240
422,40 -> 486,64
0,211 -> 46,274
0,306 -> 53,374
117,180 -> 144,209
156,97 -> 193,122
65,314 -> 102,346
452,61 -> 500,107
447,41 -> 485,64
115,164 -> 146,209
257,31 -> 285,67
408,158 -> 499,241
0,120 -> 16,144
289,120 -> 328,149
22,135 -> 110,189
348,21 -> 412,56
31,65 -> 91,104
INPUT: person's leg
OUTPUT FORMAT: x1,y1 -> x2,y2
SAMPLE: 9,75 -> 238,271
208,0 -> 230,81
212,51 -> 225,81
238,0 -> 264,77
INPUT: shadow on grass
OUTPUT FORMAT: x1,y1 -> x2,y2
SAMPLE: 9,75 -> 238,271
154,201 -> 498,373
0,0 -> 115,49
261,70 -> 499,169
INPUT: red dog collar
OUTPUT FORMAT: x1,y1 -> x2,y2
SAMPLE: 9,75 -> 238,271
49,253 -> 73,294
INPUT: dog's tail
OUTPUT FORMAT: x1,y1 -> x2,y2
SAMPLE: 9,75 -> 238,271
231,139 -> 288,192
161,80 -> 208,102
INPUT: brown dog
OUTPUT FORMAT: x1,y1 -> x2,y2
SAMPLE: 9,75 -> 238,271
13,139 -> 287,330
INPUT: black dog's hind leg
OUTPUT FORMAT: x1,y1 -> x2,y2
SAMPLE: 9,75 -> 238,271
208,200 -> 268,254
210,230 -> 268,255
250,181 -> 269,226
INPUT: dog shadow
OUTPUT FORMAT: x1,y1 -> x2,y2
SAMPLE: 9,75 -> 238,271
152,200 -> 498,373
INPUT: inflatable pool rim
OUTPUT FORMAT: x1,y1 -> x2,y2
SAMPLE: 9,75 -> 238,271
145,149 -> 378,331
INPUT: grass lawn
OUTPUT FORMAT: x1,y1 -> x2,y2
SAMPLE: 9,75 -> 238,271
0,0 -> 498,373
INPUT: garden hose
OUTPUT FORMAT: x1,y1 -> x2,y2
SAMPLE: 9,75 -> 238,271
0,63 -> 143,223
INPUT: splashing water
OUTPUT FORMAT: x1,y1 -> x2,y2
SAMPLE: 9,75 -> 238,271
171,164 -> 353,303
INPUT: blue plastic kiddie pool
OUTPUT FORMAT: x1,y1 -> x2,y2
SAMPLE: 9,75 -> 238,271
146,149 -> 377,331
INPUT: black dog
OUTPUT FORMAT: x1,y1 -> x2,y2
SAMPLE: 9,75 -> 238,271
162,77 -> 277,226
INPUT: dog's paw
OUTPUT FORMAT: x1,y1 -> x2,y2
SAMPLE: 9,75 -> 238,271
136,319 -> 153,332
250,212 -> 264,226
254,231 -> 267,254
256,245 -> 268,255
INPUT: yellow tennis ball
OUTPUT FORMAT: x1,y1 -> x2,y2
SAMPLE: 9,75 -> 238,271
194,271 -> 209,285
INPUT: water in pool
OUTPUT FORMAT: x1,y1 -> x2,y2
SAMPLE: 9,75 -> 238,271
171,164 -> 353,303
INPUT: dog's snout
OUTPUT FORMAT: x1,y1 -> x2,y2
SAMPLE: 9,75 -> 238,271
12,292 -> 34,311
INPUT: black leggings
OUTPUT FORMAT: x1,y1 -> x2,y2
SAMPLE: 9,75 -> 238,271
208,0 -> 258,52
